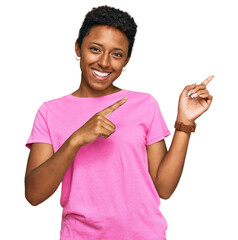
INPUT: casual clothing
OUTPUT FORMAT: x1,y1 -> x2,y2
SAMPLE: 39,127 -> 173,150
26,89 -> 170,240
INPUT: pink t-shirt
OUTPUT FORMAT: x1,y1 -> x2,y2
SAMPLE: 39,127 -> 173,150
26,89 -> 170,240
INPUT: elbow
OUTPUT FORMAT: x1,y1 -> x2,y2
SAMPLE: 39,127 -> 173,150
159,193 -> 172,200
156,181 -> 174,200
157,187 -> 173,200
25,189 -> 41,206
26,199 -> 39,207
25,179 -> 41,206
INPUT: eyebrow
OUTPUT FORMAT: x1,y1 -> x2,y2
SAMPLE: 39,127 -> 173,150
89,42 -> 125,52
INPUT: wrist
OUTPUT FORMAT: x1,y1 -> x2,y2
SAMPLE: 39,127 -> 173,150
68,133 -> 83,150
174,119 -> 196,133
176,116 -> 195,125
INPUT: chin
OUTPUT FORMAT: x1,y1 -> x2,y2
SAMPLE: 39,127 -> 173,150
89,82 -> 112,91
89,79 -> 116,91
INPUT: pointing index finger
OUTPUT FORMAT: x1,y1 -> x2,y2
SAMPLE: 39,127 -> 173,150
202,75 -> 214,86
101,97 -> 127,118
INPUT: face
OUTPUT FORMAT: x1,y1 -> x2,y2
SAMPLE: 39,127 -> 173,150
75,25 -> 130,92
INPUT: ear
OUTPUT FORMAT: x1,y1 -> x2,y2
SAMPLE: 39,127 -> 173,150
124,55 -> 131,67
75,40 -> 81,57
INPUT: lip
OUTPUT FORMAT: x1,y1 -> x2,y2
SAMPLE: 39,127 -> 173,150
91,68 -> 112,81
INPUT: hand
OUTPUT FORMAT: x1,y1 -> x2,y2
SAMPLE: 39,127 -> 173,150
176,75 -> 214,124
72,97 -> 127,147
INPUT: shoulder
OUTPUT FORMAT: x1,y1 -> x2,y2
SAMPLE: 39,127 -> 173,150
44,94 -> 69,105
42,94 -> 71,107
37,94 -> 70,114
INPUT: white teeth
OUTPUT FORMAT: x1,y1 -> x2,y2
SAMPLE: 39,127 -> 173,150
93,70 -> 110,77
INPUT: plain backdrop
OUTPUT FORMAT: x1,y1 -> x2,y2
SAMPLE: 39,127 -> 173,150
1,0 -> 237,239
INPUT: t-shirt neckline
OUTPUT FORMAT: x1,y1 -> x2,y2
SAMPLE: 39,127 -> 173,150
67,89 -> 127,100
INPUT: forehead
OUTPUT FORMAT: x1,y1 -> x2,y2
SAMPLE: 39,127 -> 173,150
83,25 -> 129,49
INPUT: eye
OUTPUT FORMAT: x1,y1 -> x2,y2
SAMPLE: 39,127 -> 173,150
90,47 -> 100,52
113,52 -> 122,57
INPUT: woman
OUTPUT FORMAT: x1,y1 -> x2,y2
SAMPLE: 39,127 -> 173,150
25,5 -> 213,240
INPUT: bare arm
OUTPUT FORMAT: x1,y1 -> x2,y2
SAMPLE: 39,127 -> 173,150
147,131 -> 191,200
25,136 -> 80,206
147,76 -> 213,199
24,97 -> 127,206
146,140 -> 167,197
156,130 -> 191,199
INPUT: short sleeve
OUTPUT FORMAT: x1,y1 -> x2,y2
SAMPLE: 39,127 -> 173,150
146,95 -> 170,145
25,103 -> 52,149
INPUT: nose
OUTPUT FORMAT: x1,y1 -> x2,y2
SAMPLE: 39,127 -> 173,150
97,52 -> 110,69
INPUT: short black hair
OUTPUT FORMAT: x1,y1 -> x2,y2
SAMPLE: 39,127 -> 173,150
76,5 -> 137,58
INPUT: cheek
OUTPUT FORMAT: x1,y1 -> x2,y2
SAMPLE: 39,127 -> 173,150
80,56 -> 95,72
81,53 -> 97,65
111,60 -> 124,72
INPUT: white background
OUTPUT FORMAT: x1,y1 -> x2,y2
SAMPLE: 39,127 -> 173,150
1,0 -> 237,239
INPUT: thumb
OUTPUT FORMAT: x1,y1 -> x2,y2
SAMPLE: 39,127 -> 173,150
182,83 -> 197,97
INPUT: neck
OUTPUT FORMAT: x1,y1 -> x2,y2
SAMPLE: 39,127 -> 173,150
72,85 -> 122,98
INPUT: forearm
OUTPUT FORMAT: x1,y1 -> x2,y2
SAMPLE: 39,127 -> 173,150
156,129 -> 191,199
155,76 -> 213,199
25,134 -> 81,206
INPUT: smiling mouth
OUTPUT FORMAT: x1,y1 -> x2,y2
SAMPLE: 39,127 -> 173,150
92,69 -> 111,80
